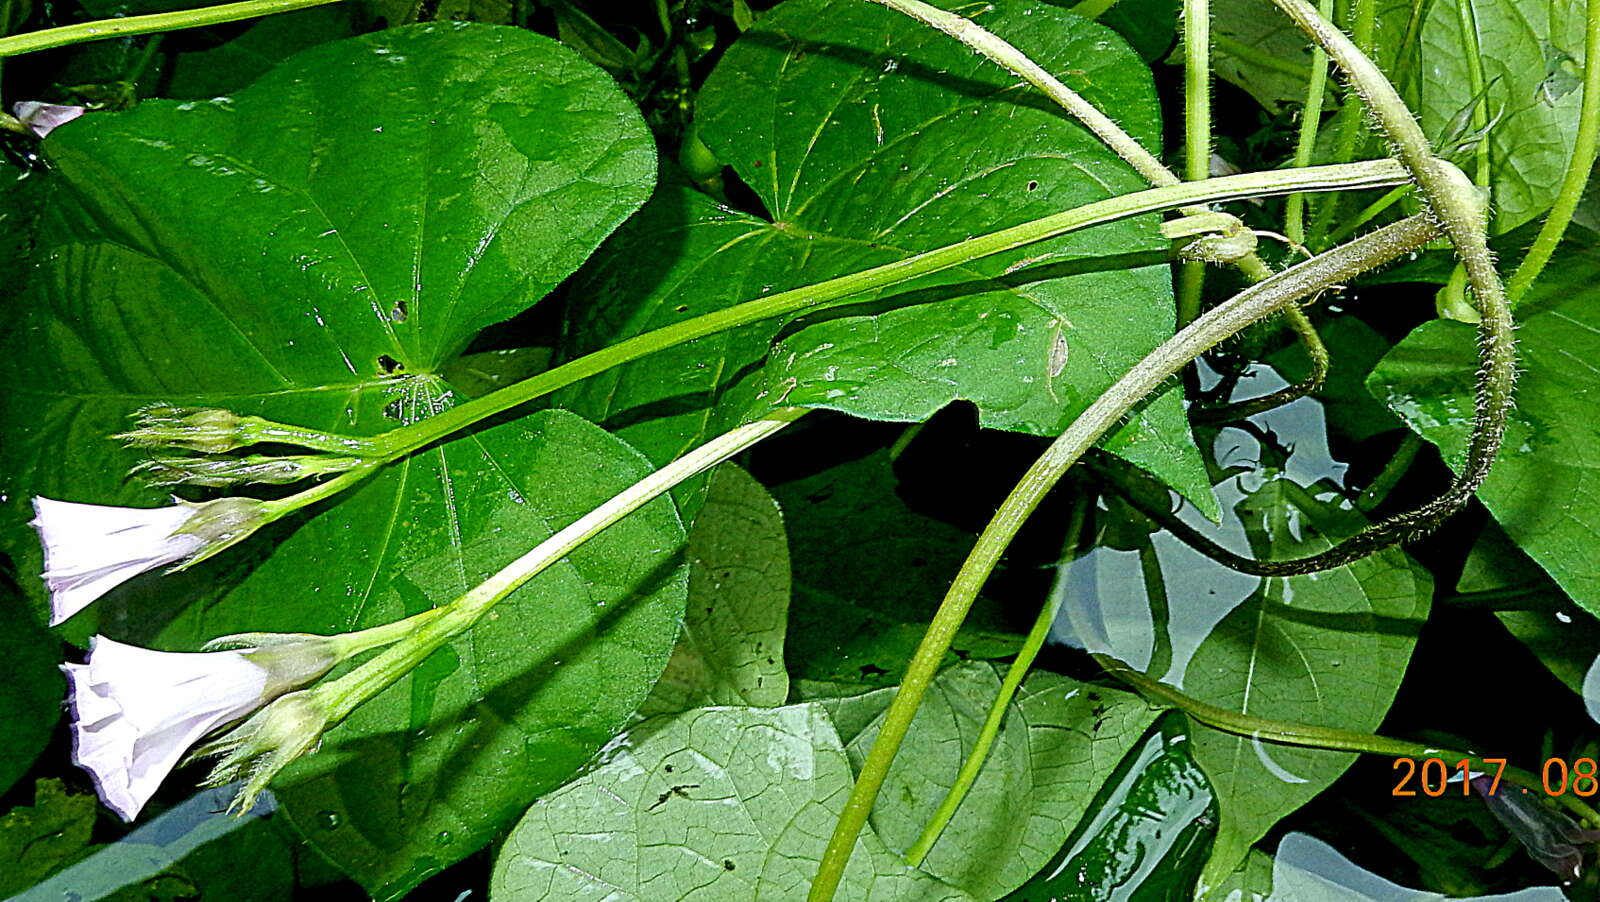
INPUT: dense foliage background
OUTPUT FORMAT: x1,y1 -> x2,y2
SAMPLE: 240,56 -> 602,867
2,0 -> 1599,899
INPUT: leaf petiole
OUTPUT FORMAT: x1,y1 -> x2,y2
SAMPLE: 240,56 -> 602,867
0,0 -> 341,58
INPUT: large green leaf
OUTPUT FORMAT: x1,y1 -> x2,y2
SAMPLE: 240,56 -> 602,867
639,463 -> 791,716
846,662 -> 1161,901
1458,520 -> 1600,698
0,780 -> 99,899
164,5 -> 362,99
0,24 -> 675,898
771,450 -> 1023,688
1369,256 -> 1600,617
1060,432 -> 1429,889
1210,0 -> 1318,113
552,0 -> 1216,514
1416,0 -> 1588,234
489,703 -> 975,902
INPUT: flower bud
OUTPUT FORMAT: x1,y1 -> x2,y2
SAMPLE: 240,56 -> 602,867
11,101 -> 86,138
132,454 -> 362,488
117,406 -> 251,454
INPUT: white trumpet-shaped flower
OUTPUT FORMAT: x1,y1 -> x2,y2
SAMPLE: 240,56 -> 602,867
65,638 -> 272,821
31,496 -> 266,626
63,635 -> 341,821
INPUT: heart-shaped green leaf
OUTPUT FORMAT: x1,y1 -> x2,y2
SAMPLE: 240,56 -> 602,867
0,23 -> 676,898
553,0 -> 1216,515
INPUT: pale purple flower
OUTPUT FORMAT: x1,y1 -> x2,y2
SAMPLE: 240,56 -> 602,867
31,496 -> 266,626
11,101 -> 86,138
64,637 -> 274,821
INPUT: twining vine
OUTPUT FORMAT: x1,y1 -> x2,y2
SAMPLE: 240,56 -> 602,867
5,0 -> 1600,897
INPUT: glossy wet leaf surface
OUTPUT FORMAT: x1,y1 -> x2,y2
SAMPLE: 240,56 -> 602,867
1001,716 -> 1216,901
1057,393 -> 1430,888
551,0 -> 1215,514
1370,259 -> 1600,618
0,23 -> 676,898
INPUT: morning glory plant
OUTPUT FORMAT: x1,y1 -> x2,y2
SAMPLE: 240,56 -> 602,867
4,0 -> 1600,896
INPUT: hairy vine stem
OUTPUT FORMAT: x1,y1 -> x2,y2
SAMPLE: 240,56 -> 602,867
1267,0 -> 1518,570
805,214 -> 1440,902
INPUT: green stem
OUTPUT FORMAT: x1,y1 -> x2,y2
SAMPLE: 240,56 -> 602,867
330,606 -> 448,658
1101,657 -> 1600,827
1271,0 -> 1518,553
1285,0 -> 1333,247
314,408 -> 806,726
1506,0 -> 1600,303
366,161 -> 1408,462
0,0 -> 339,57
1356,432 -> 1422,512
1322,183 -> 1412,247
886,420 -> 928,463
1439,583 -> 1549,611
1175,260 -> 1206,329
125,33 -> 164,87
903,496 -> 1092,866
258,463 -> 379,522
1453,0 -> 1492,188
1176,0 -> 1213,327
805,214 -> 1439,902
1191,301 -> 1330,424
1184,0 -> 1212,184
1307,0 -> 1381,247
